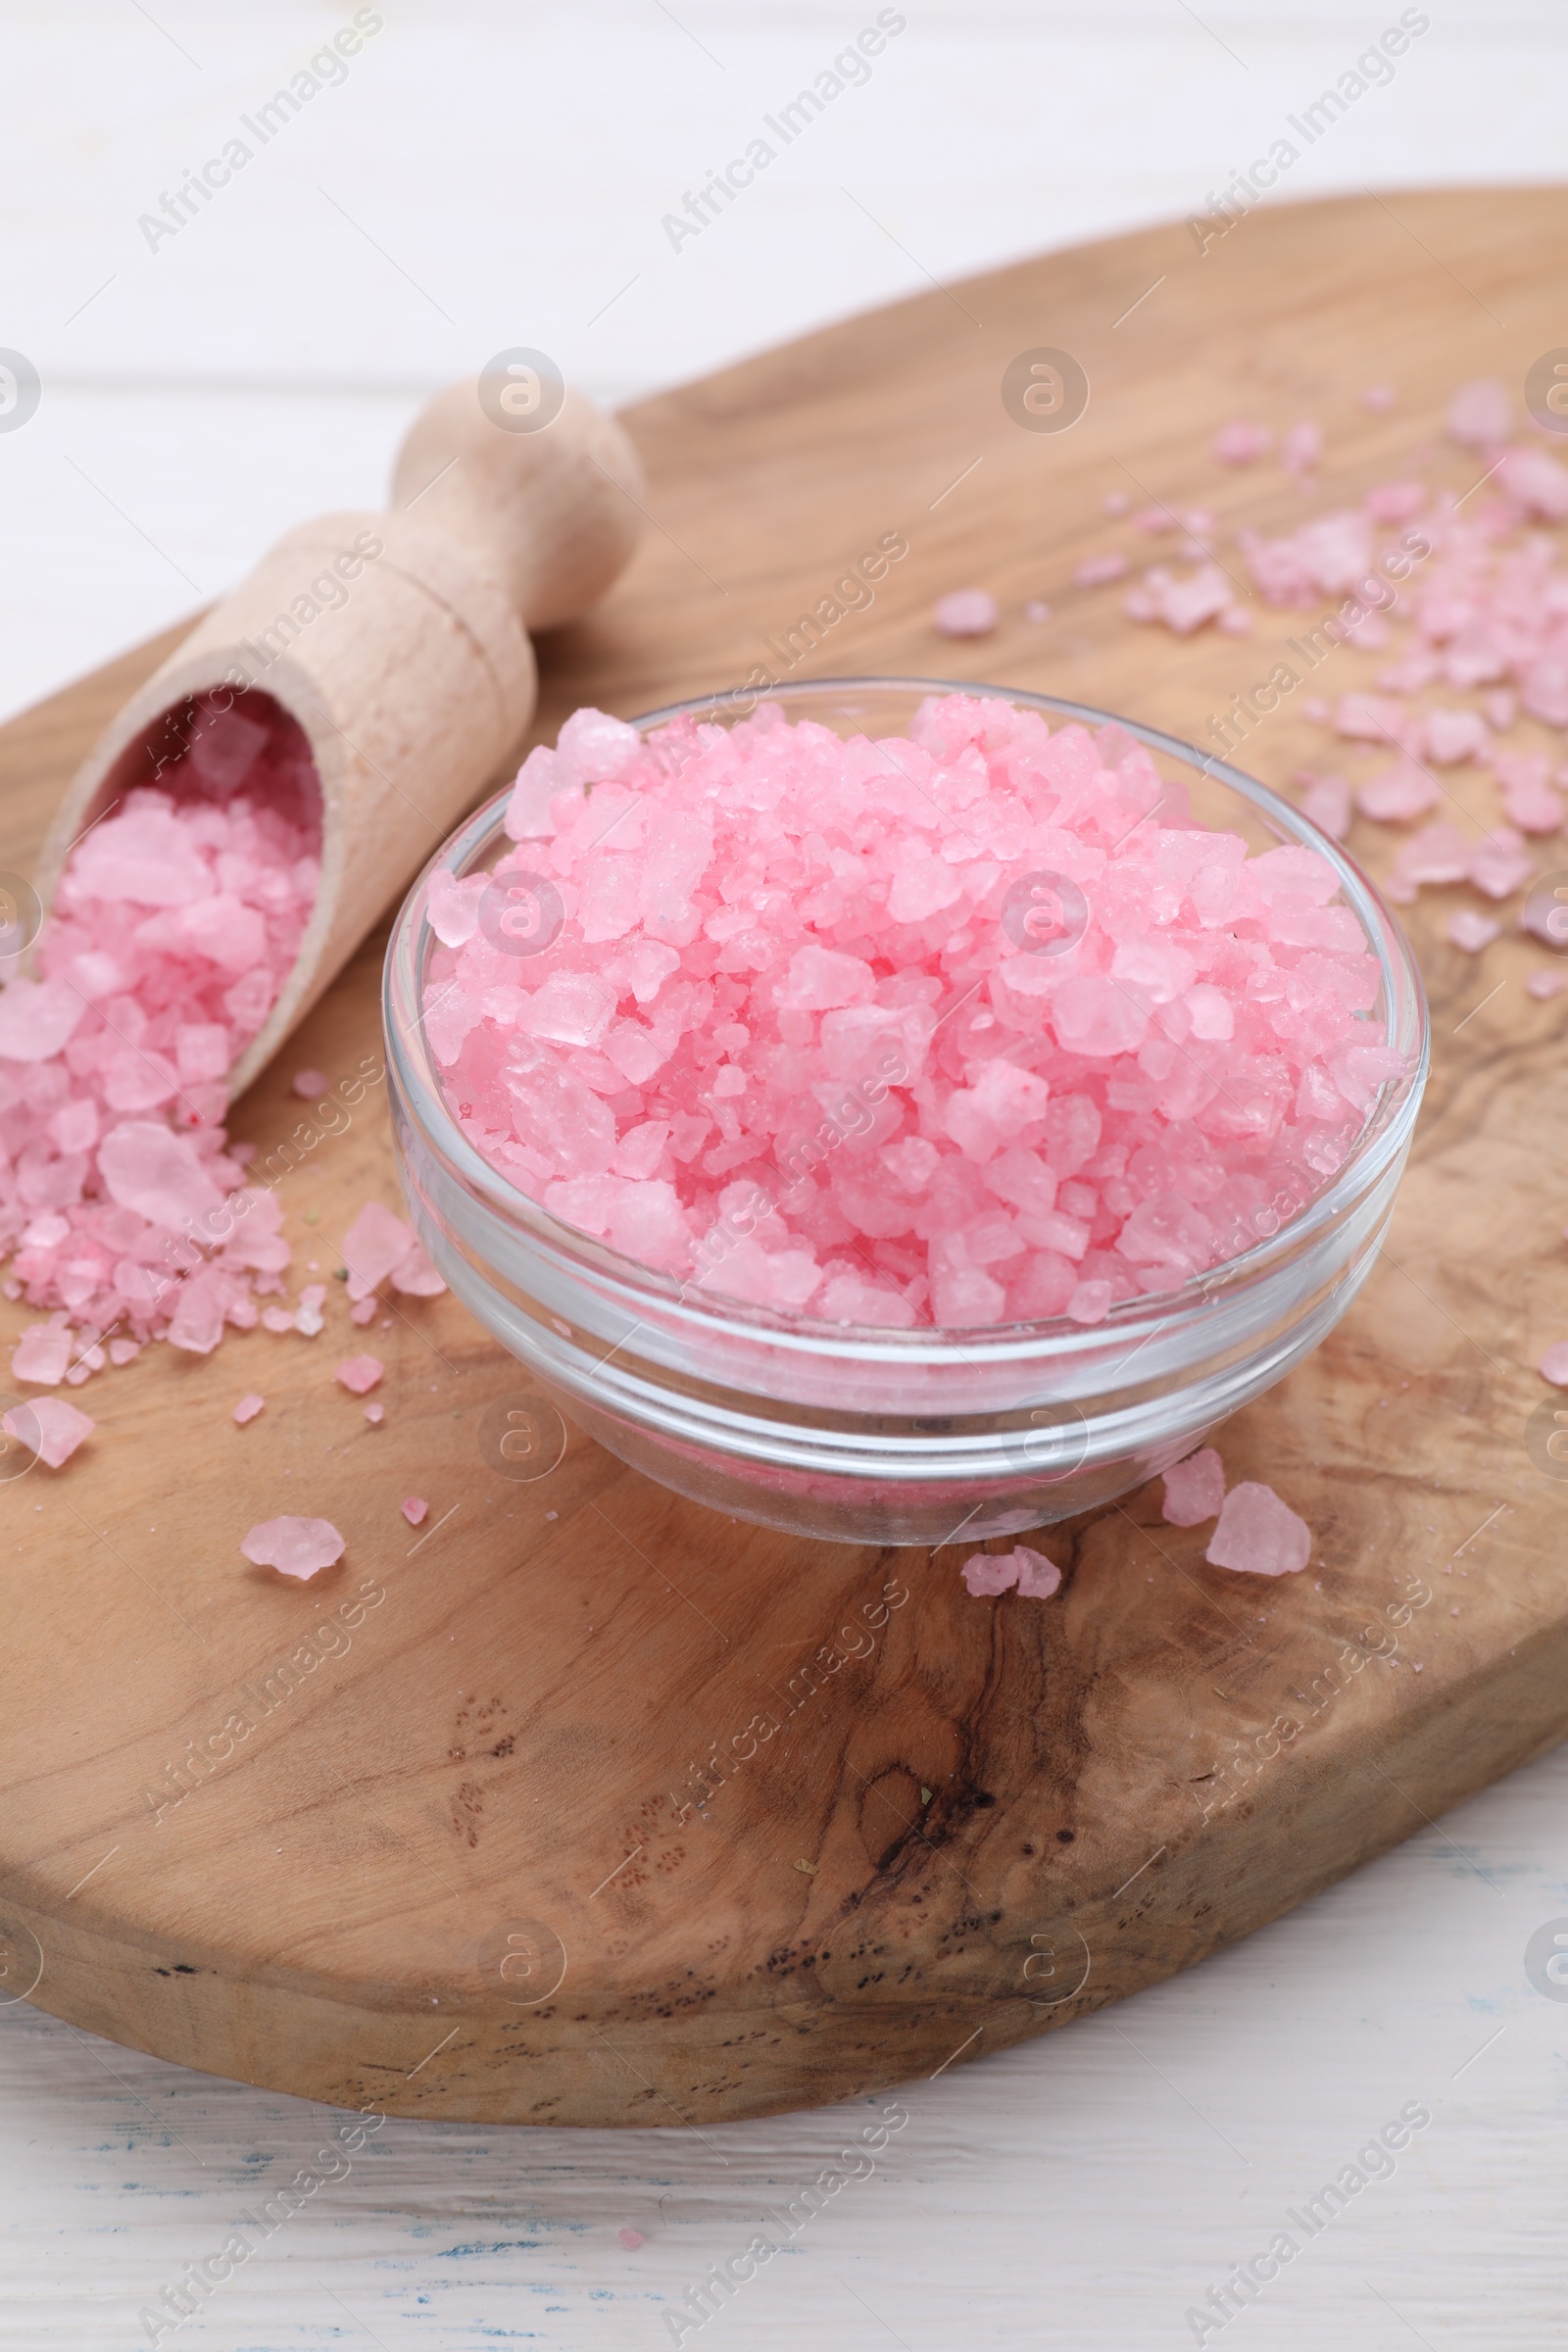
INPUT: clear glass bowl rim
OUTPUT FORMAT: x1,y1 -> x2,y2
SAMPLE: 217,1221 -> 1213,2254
383,674 -> 1430,1367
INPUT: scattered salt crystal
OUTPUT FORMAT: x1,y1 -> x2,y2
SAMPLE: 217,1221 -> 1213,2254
1538,1342 -> 1568,1386
961,1544 -> 1062,1599
1074,551 -> 1129,588
1446,909 -> 1500,954
389,1239 -> 446,1297
240,1515 -> 345,1580
291,1068 -> 328,1100
1296,773 -> 1352,841
335,1354 -> 383,1395
1362,383 -> 1396,410
1494,752 -> 1564,836
1213,418 -> 1271,466
261,1305 -> 296,1335
619,2227 -> 646,2251
1161,1446 -> 1225,1527
1356,760 -> 1441,824
1527,968 -> 1568,999
232,1393 -> 265,1425
342,1201 -> 416,1301
11,1319 -> 74,1386
4,1396 -> 94,1468
1421,709 -> 1489,766
364,1402 -> 384,1424
108,1338 -> 141,1367
1125,563 -> 1234,635
1205,1481 -> 1311,1576
1013,1544 -> 1062,1599
1446,378 -> 1511,447
1469,828 -> 1534,901
1103,491 -> 1129,515
401,1495 -> 428,1525
350,1296 -> 379,1325
1022,599 -> 1051,623
1280,419 -> 1323,475
931,589 -> 998,638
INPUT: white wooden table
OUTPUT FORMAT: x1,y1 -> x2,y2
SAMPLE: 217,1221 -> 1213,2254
3,5 -> 1567,2344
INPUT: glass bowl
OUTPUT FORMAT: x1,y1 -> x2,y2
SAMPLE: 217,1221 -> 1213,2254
383,679 -> 1428,1546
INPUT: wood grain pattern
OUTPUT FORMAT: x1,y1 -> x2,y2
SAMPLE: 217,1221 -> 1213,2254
2,188 -> 1566,2129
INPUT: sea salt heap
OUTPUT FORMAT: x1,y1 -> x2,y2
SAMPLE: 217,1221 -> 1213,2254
0,698 -> 318,1378
430,697 -> 1394,1328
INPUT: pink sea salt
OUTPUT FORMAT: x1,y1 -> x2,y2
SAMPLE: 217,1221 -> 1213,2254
1295,773 -> 1352,841
1446,378 -> 1510,447
1539,1342 -> 1568,1386
240,1515 -> 344,1580
3,1395 -> 93,1467
1161,1445 -> 1225,1526
401,1495 -> 428,1525
960,1543 -> 1061,1598
11,1318 -> 73,1385
1205,1481 -> 1311,1576
931,590 -> 998,638
1074,551 -> 1129,588
1446,909 -> 1499,954
232,1392 -> 265,1424
291,1068 -> 328,1100
1214,418 -> 1271,466
335,1354 -> 383,1395
0,698 -> 318,1374
340,1200 -> 444,1303
435,698 -> 1392,1327
619,2226 -> 647,2251
364,1402 -> 384,1424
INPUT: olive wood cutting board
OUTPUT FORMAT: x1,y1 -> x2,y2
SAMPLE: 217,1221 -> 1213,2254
2,186 -> 1566,2126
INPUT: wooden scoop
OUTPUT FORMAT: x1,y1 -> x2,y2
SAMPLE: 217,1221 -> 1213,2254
32,375 -> 643,1097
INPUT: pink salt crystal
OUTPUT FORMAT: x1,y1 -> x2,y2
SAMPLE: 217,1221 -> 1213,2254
261,1305 -> 296,1334
1073,551 -> 1129,588
1446,378 -> 1511,446
232,1393 -> 265,1425
290,1068 -> 328,1100
1022,599 -> 1052,623
1482,690 -> 1516,731
931,589 -> 998,638
1297,773 -> 1352,841
619,2227 -> 646,2252
961,1550 -> 1019,1597
1446,908 -> 1499,954
1538,1342 -> 1568,1386
1213,418 -> 1271,465
1128,563 -> 1233,635
364,1402 -> 384,1425
1356,760 -> 1441,824
425,866 -> 491,948
1161,1446 -> 1225,1527
390,1241 -> 446,1297
1362,382 -> 1396,410
334,1354 -> 383,1395
108,1338 -> 141,1367
11,1320 -> 74,1385
341,1201 -> 416,1301
240,1515 -> 345,1581
350,1295 -> 379,1325
1204,1481 -> 1311,1576
1495,752 -> 1564,835
1469,827 -> 1534,901
4,1395 -> 93,1468
1217,606 -> 1251,635
1012,1544 -> 1062,1599
1527,968 -> 1568,1000
1494,446 -> 1568,521
1280,419 -> 1323,475
1335,693 -> 1405,742
1133,506 -> 1171,534
1421,709 -> 1489,766
401,1495 -> 428,1525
